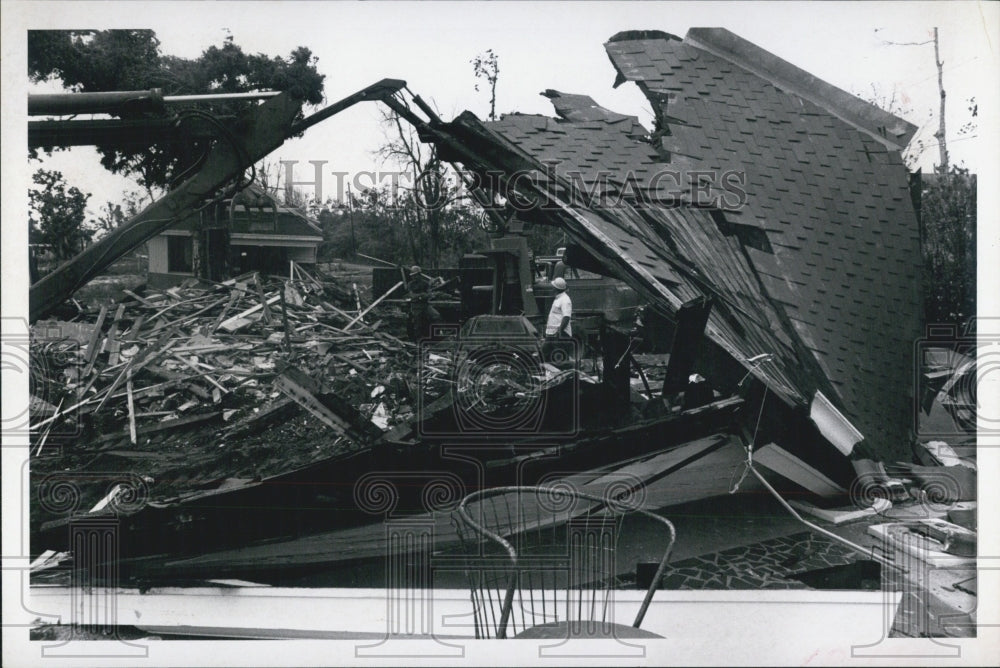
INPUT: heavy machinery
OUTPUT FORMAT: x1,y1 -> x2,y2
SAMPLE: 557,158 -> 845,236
28,80 -> 415,323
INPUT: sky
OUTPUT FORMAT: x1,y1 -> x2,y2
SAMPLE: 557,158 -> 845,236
4,1 -> 999,212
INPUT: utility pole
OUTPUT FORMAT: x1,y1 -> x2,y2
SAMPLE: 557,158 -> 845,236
933,27 -> 949,173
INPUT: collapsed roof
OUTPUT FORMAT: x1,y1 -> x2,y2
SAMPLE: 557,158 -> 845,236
420,28 -> 922,462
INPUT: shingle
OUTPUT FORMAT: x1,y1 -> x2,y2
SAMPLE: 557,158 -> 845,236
467,31 -> 924,461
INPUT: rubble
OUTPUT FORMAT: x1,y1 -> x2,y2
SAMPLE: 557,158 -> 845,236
29,266 -> 422,522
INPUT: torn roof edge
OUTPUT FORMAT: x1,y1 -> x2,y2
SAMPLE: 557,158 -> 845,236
607,29 -> 683,44
681,27 -> 918,151
601,27 -> 918,152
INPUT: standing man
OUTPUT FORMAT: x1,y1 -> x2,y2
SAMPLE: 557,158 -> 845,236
544,277 -> 573,365
407,265 -> 430,341
406,265 -> 441,341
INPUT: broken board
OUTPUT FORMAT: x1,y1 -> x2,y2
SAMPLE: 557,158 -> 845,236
754,442 -> 846,498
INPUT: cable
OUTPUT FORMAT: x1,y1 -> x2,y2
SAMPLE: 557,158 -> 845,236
730,352 -> 775,493
171,108 -> 256,190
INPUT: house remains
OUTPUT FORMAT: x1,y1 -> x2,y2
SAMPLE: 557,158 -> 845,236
397,27 -> 924,474
25,28 -> 977,641
147,185 -> 323,287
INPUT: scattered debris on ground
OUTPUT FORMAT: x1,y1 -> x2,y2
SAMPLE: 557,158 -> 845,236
29,265 -> 426,522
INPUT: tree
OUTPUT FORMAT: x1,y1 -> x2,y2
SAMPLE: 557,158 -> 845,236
377,108 -> 471,268
28,30 -> 326,194
921,166 -> 976,326
94,190 -> 149,239
471,49 -> 500,121
869,28 -> 977,328
29,169 -> 94,261
932,27 -> 948,173
253,158 -> 317,213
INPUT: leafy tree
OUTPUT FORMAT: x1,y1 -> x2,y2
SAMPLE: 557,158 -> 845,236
316,182 -> 487,268
921,165 -> 976,326
28,30 -> 326,194
94,190 -> 150,239
29,169 -> 94,261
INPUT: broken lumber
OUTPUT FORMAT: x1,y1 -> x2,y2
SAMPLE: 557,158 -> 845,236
274,367 -> 356,436
254,273 -> 273,325
210,289 -> 242,334
94,336 -> 179,413
82,304 -> 109,374
126,368 -> 137,444
218,294 -> 281,332
344,281 -> 403,331
172,353 -> 228,395
104,303 -> 126,364
88,411 -> 224,449
122,288 -> 159,309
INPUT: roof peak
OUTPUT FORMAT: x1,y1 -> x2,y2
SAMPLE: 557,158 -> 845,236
607,30 -> 682,44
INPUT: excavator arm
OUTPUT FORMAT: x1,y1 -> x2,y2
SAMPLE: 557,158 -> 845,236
28,79 -> 406,322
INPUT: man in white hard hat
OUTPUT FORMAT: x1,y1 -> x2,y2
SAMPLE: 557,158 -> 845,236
406,265 -> 440,341
544,277 -> 573,365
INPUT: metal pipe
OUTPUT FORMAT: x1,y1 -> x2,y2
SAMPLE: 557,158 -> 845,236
29,89 -> 165,116
162,91 -> 281,103
749,465 -> 907,573
29,89 -> 282,117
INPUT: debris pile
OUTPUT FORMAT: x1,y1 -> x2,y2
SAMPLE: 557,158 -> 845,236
29,267 -> 422,516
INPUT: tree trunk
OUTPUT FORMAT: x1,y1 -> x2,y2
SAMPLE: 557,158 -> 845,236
934,27 -> 949,173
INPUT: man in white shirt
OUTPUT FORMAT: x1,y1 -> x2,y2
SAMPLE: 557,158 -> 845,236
545,277 -> 572,337
544,277 -> 573,365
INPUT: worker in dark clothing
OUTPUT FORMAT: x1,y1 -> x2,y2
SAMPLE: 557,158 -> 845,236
406,265 -> 441,341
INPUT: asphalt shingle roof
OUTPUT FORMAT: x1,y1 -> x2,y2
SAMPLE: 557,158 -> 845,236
451,28 -> 921,460
168,185 -> 323,239
602,28 -> 921,459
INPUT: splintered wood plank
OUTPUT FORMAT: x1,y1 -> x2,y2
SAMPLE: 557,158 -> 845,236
126,368 -> 137,444
333,354 -> 368,374
343,281 -> 403,331
123,289 -> 159,309
82,305 -> 109,374
105,303 -> 127,364
218,294 -> 280,332
94,335 -> 179,413
210,290 -> 241,334
172,354 -> 228,395
126,316 -> 145,344
254,273 -> 273,325
88,411 -> 224,449
274,369 -> 352,436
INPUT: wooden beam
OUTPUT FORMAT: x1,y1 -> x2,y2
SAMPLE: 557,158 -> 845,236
218,294 -> 280,332
126,369 -> 137,444
274,368 -> 353,436
343,281 -> 403,331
